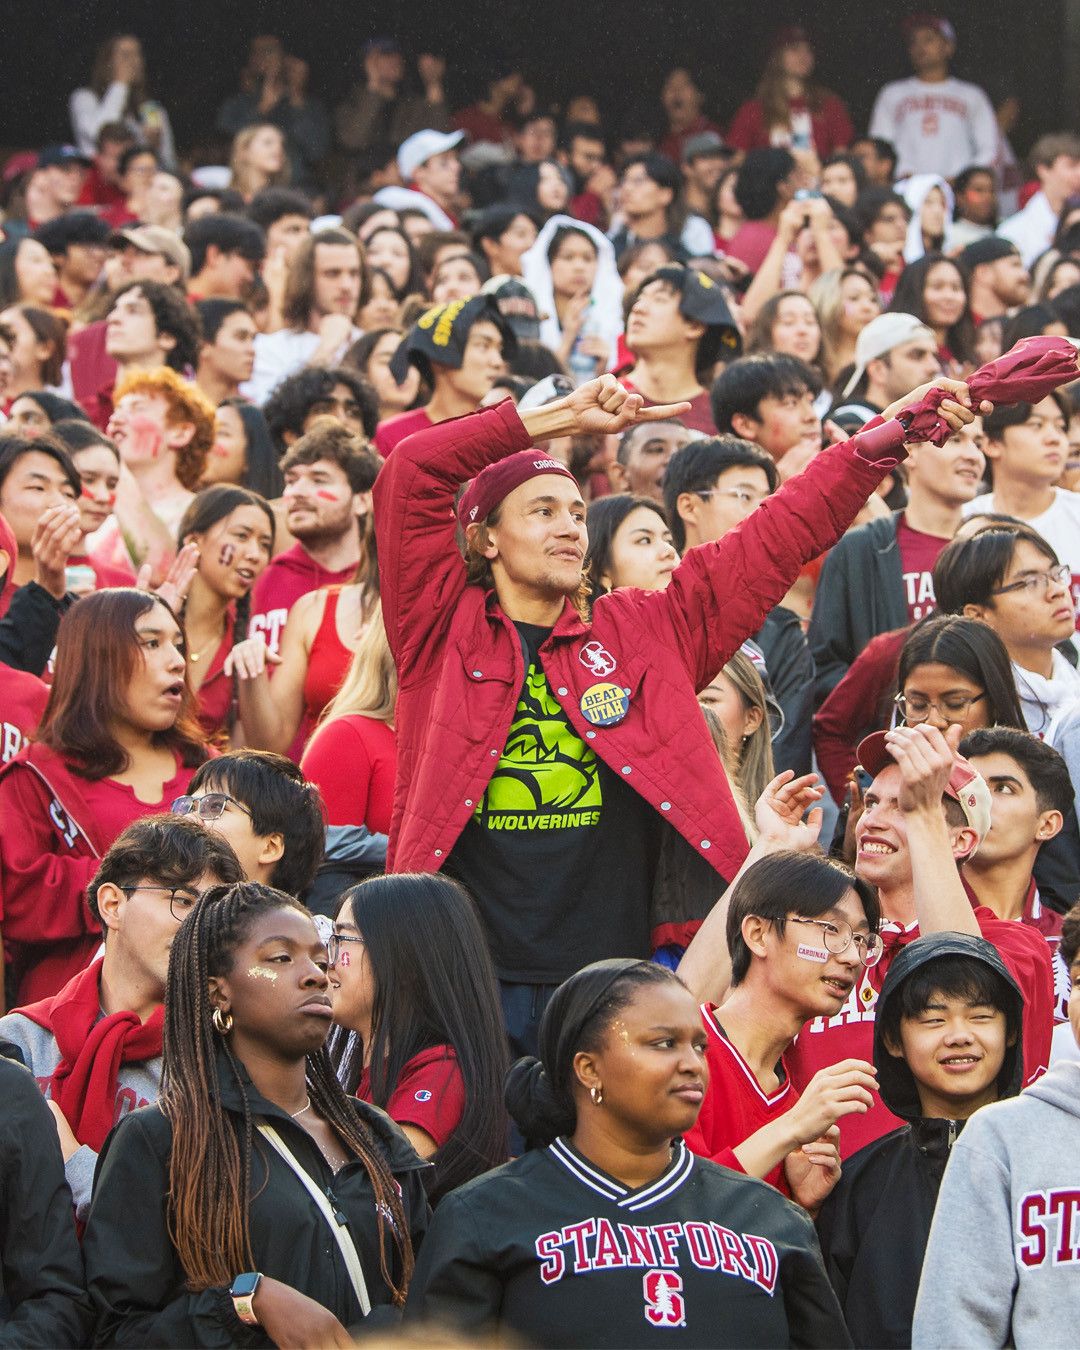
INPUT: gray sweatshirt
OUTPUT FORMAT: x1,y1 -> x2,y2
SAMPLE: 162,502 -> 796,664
0,1011 -> 161,1222
912,1059 -> 1080,1348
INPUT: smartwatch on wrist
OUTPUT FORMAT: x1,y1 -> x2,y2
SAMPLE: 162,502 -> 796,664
230,1271 -> 263,1326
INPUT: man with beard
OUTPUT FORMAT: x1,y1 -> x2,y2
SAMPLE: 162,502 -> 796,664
248,419 -> 379,655
374,368 -> 981,1057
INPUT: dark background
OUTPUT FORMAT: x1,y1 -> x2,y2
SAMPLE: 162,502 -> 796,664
1,1 -> 1067,161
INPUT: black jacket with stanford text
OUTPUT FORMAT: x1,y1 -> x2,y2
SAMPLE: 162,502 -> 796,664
814,933 -> 1024,1348
0,1050 -> 93,1348
406,1136 -> 850,1348
82,1052 -> 430,1347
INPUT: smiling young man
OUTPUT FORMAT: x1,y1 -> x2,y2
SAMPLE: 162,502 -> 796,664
248,420 -> 379,655
0,816 -> 243,1220
963,393 -> 1080,630
809,414 -> 987,704
374,367 -> 981,1056
680,851 -> 882,1213
374,295 -> 517,457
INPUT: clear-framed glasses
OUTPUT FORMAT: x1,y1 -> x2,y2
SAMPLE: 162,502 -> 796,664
696,487 -> 769,508
990,563 -> 1071,598
787,916 -> 883,966
894,691 -> 985,725
118,884 -> 203,922
171,792 -> 252,821
326,931 -> 365,968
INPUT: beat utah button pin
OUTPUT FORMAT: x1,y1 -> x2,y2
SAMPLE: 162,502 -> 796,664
580,681 -> 630,727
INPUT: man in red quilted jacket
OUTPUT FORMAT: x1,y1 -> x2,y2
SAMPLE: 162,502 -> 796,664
373,372 -> 980,1055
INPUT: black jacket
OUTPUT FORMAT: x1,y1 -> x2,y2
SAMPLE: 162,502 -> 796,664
807,513 -> 906,707
82,1053 -> 430,1348
814,934 -> 1024,1348
407,1137 -> 850,1348
0,583 -> 72,676
0,1051 -> 93,1348
755,605 -> 814,776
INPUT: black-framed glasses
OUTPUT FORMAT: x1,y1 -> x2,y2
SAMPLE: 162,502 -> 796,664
787,916 -> 883,967
990,563 -> 1071,598
327,932 -> 365,968
118,884 -> 203,922
894,691 -> 985,725
171,793 -> 252,821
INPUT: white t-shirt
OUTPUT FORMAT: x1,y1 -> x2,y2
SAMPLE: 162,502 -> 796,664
869,76 -> 998,179
997,192 -> 1058,268
242,326 -> 360,407
964,488 -> 1080,633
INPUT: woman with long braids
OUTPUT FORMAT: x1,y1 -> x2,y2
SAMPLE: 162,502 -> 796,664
174,485 -> 274,746
407,959 -> 848,1346
82,882 -> 428,1347
326,874 -> 509,1204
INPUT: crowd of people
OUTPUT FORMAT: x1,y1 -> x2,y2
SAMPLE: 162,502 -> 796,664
3,12 -> 1080,1348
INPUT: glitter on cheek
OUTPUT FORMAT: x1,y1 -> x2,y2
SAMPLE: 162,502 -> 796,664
246,965 -> 278,982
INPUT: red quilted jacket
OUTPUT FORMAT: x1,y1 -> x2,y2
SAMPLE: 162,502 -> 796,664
373,399 -> 906,946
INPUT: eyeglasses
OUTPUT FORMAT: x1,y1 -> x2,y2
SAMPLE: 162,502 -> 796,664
118,884 -> 203,922
696,488 -> 770,508
787,916 -> 883,967
171,793 -> 253,821
326,932 -> 365,967
990,563 -> 1072,598
894,691 -> 985,725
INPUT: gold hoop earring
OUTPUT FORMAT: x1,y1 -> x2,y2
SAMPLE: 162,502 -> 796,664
212,1007 -> 233,1035
590,1084 -> 603,1106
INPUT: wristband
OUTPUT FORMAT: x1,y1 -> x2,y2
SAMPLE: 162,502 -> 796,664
230,1271 -> 262,1326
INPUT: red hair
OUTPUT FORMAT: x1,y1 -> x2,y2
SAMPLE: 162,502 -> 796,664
36,589 -> 208,779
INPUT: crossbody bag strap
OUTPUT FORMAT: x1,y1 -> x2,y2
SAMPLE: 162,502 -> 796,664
256,1123 -> 372,1317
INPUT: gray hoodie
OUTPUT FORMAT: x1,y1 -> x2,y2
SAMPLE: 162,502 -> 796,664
912,1059 -> 1080,1348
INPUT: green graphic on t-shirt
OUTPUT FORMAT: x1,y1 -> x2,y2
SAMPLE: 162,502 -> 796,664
475,663 -> 602,830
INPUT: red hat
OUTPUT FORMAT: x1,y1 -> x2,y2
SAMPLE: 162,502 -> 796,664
855,730 -> 992,842
457,451 -> 577,528
901,12 -> 957,43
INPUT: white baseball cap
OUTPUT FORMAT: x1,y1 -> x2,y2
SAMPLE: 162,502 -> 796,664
842,312 -> 937,398
397,129 -> 465,183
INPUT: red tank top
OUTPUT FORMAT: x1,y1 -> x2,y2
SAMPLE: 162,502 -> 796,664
298,588 -> 353,745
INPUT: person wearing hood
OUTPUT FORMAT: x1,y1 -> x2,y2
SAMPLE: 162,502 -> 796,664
912,906 -> 1080,1348
620,265 -> 742,434
520,216 -> 622,383
898,174 -> 954,263
374,294 -> 518,457
816,931 -> 1024,1348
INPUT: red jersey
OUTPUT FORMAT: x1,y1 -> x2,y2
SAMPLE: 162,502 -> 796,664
621,379 -> 717,436
895,515 -> 947,623
0,665 -> 49,764
374,407 -> 434,458
787,905 -> 1055,1157
249,544 -> 356,658
300,713 -> 396,836
358,1044 -> 465,1148
962,874 -> 1070,1024
684,1003 -> 797,1194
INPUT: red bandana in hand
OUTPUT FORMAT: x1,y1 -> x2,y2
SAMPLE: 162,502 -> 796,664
898,336 -> 1080,445
17,957 -> 164,1151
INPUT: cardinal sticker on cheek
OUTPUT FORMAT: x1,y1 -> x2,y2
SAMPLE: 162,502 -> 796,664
796,943 -> 830,964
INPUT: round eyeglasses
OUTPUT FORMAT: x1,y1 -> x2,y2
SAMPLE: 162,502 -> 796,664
787,916 -> 883,966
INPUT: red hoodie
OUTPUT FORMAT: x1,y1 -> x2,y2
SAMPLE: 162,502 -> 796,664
249,543 -> 357,657
0,742 -> 197,1003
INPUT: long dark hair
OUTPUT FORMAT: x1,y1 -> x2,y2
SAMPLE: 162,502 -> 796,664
161,883 -> 413,1299
329,874 -> 509,1203
2,305 -> 68,386
889,253 -> 975,364
504,960 -> 684,1147
36,589 -> 208,779
583,494 -> 669,599
218,398 -> 283,499
897,614 -> 1026,730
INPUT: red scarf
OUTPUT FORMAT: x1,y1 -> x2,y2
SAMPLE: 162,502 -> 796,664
17,957 -> 164,1151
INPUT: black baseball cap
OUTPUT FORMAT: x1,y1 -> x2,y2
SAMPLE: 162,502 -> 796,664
637,265 -> 742,358
390,294 -> 519,384
38,144 -> 92,170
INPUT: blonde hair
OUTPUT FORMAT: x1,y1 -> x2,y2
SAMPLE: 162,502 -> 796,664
699,704 -> 756,843
317,603 -> 396,728
713,650 -> 775,810
808,266 -> 878,385
229,124 -> 290,200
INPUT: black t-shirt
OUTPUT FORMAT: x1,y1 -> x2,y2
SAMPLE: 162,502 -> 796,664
447,623 -> 657,982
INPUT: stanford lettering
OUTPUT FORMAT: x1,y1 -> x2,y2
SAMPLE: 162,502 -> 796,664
533,1217 -> 778,1295
1017,1189 -> 1080,1267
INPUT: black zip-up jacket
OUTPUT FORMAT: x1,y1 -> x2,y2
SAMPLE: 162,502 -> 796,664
814,934 -> 1024,1348
0,1051 -> 93,1348
82,1054 -> 430,1348
0,583 -> 72,676
807,512 -> 906,707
